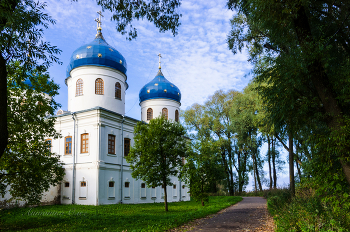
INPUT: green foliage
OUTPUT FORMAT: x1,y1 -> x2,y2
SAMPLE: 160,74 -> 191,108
182,139 -> 224,205
0,196 -> 243,231
183,90 -> 246,196
0,62 -> 64,204
266,188 -> 350,231
228,0 -> 350,228
96,0 -> 182,40
126,116 -> 188,211
0,0 -> 61,68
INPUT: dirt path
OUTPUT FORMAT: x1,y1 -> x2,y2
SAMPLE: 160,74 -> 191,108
174,197 -> 275,232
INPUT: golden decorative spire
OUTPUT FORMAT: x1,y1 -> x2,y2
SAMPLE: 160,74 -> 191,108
95,11 -> 104,35
158,53 -> 162,70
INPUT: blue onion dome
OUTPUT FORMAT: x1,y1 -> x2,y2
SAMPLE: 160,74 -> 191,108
139,69 -> 181,103
66,30 -> 127,78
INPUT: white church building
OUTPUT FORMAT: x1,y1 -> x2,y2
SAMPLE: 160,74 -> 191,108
34,15 -> 189,206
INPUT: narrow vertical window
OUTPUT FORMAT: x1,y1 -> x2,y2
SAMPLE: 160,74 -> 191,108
65,136 -> 72,155
46,139 -> 52,152
108,134 -> 116,154
115,82 -> 121,99
108,181 -> 115,198
95,78 -> 104,95
147,108 -> 153,120
175,110 -> 179,122
81,133 -> 89,153
76,78 -> 83,96
79,181 -> 87,199
141,183 -> 146,198
162,108 -> 168,120
124,138 -> 130,157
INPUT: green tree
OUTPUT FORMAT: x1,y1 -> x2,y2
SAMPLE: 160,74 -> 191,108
227,0 -> 350,186
182,137 -> 224,206
0,0 -> 182,162
0,62 -> 64,204
126,117 -> 188,212
230,85 -> 264,192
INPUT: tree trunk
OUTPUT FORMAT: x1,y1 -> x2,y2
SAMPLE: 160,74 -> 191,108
254,153 -> 263,191
268,136 -> 272,190
227,142 -> 235,196
293,5 -> 350,186
0,54 -> 8,159
289,130 -> 295,196
163,179 -> 168,212
296,157 -> 302,182
252,153 -> 257,193
0,0 -> 20,159
272,137 -> 277,189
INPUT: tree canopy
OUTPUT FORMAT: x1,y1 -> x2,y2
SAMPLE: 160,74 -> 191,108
0,62 -> 64,204
126,117 -> 188,212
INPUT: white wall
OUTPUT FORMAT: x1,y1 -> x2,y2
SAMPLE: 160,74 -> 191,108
140,99 -> 180,122
66,66 -> 127,115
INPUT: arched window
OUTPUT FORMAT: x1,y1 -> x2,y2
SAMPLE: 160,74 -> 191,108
162,108 -> 168,120
95,78 -> 104,95
115,82 -> 121,99
147,108 -> 153,120
175,110 -> 179,122
76,79 -> 83,96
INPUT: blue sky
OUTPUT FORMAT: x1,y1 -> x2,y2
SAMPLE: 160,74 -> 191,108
43,0 -> 289,191
44,0 -> 252,119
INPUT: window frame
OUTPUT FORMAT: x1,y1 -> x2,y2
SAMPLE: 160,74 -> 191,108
81,133 -> 89,153
45,139 -> 52,152
108,134 -> 116,154
124,138 -> 131,157
162,108 -> 168,120
147,108 -> 153,120
95,78 -> 104,95
115,82 -> 121,99
175,109 -> 179,122
76,78 -> 83,96
65,136 -> 72,155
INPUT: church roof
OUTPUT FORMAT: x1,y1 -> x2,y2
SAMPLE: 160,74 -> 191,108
66,32 -> 127,78
139,69 -> 181,103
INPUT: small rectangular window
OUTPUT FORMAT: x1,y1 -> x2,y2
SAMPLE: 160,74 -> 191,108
81,181 -> 86,187
108,134 -> 116,154
141,183 -> 146,188
65,136 -> 72,155
81,133 -> 89,153
65,182 -> 69,187
46,139 -> 52,152
182,185 -> 185,189
124,138 -> 130,157
173,184 -> 176,189
125,182 -> 129,188
109,182 -> 114,188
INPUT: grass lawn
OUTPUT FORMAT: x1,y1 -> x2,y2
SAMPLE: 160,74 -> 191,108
0,196 -> 242,231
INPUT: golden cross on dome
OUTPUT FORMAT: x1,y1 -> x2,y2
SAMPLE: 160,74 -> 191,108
95,11 -> 104,31
158,53 -> 162,70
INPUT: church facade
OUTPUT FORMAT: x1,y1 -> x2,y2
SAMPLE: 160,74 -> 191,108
0,15 -> 189,206
49,16 -> 190,205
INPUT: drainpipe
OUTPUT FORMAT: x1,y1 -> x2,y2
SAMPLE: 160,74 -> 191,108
120,115 -> 125,204
71,112 -> 76,204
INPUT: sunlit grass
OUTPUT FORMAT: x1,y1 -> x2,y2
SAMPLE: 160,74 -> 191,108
0,196 -> 242,231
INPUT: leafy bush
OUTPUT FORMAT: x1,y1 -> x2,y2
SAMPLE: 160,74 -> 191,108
266,187 -> 350,232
